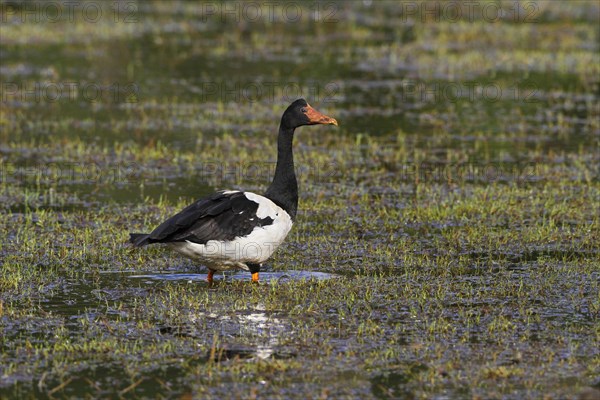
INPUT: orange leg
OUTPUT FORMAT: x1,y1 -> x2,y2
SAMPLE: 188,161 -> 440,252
207,270 -> 214,284
251,272 -> 259,283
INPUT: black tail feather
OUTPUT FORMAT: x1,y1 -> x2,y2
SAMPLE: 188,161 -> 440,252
129,233 -> 150,247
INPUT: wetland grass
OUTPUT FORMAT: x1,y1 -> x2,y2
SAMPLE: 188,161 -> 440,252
1,132 -> 597,398
1,1 -> 599,399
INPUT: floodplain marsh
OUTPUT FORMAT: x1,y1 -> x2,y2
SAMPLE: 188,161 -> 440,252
1,1 -> 599,399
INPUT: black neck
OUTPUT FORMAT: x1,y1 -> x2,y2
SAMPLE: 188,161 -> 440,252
264,125 -> 298,219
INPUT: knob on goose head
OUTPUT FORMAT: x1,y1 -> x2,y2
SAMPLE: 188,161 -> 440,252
280,98 -> 338,130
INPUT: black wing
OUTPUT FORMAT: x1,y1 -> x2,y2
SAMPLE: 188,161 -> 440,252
130,191 -> 274,247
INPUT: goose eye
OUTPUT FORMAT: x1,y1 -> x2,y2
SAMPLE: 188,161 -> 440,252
301,107 -> 307,113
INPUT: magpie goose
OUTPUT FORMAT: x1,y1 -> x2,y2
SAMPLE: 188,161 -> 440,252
129,99 -> 338,283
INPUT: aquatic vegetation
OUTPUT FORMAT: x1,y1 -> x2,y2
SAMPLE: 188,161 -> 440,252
1,1 -> 598,398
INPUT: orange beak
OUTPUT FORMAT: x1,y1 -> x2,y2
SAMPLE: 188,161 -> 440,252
305,104 -> 338,126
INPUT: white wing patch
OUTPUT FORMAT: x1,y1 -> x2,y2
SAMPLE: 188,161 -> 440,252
244,192 -> 280,219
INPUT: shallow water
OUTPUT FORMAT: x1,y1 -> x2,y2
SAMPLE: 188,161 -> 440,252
129,270 -> 340,283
